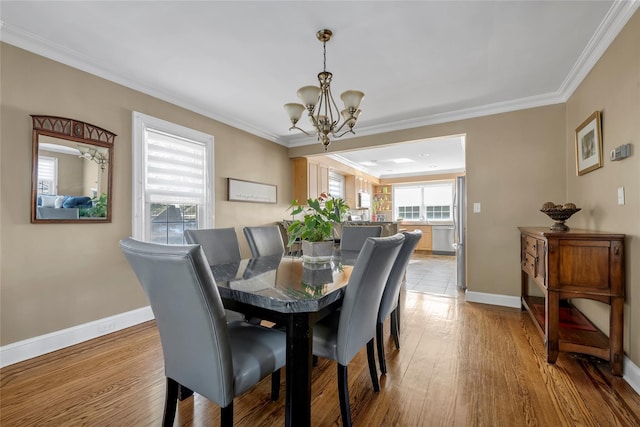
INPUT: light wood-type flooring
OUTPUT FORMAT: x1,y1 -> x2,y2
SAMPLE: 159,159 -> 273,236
2,291 -> 639,426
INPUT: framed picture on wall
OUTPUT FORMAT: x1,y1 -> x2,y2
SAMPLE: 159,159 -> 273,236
227,178 -> 277,203
575,111 -> 603,176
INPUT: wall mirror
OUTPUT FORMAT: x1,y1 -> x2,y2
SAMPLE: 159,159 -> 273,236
31,115 -> 116,223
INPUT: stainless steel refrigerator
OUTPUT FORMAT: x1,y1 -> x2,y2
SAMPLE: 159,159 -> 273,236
453,176 -> 466,289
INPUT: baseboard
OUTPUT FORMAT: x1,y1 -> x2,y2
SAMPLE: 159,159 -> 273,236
0,306 -> 154,368
624,355 -> 640,395
465,291 -> 521,308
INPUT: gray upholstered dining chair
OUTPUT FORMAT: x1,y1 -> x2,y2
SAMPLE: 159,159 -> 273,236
340,225 -> 383,253
243,225 -> 285,258
119,238 -> 286,427
376,230 -> 422,375
184,227 -> 242,265
312,233 -> 405,427
184,227 -> 246,323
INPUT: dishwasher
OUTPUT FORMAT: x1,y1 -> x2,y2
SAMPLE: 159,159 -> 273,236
431,225 -> 455,255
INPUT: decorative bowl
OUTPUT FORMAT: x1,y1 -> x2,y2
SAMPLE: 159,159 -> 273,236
540,208 -> 581,231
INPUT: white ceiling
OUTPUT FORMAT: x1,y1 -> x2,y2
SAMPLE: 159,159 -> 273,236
1,1 -> 637,178
328,134 -> 466,178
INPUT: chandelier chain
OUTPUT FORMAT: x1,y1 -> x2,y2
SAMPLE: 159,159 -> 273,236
323,40 -> 327,72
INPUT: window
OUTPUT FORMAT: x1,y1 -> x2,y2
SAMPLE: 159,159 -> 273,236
394,181 -> 454,221
37,156 -> 57,195
425,205 -> 451,220
328,171 -> 345,199
132,112 -> 214,244
398,205 -> 420,219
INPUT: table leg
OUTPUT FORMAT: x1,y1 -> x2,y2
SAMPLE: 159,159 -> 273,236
546,291 -> 559,363
610,296 -> 624,376
285,313 -> 313,427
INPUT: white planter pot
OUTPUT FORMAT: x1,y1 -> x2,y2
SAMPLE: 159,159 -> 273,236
301,240 -> 334,263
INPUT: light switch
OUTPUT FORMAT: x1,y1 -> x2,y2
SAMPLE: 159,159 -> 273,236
618,187 -> 625,205
473,202 -> 481,213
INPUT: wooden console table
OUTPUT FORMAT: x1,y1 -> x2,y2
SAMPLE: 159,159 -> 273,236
518,227 -> 625,375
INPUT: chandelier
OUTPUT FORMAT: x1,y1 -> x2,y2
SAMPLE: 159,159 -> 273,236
284,29 -> 364,151
77,144 -> 109,170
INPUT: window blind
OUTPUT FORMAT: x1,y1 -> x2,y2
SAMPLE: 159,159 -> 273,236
145,129 -> 206,205
37,156 -> 57,194
329,172 -> 345,199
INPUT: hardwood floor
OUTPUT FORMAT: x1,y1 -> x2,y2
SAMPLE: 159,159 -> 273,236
2,292 -> 639,426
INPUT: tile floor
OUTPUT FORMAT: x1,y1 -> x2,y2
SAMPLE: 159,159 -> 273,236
405,252 -> 463,298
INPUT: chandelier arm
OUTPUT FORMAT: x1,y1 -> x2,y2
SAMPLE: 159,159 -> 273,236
289,125 -> 313,136
334,128 -> 356,138
332,116 -> 357,134
326,87 -> 341,125
307,110 -> 320,128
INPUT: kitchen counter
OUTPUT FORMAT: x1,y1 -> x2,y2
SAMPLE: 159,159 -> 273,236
401,221 -> 454,226
336,221 -> 400,238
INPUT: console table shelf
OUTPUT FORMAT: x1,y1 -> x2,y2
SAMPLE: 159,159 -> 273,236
518,227 -> 625,376
522,296 -> 610,356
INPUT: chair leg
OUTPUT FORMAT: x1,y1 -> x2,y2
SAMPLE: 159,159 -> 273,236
162,377 -> 179,427
376,321 -> 387,375
178,384 -> 193,401
366,339 -> 380,392
391,308 -> 400,349
313,355 -> 318,367
220,402 -> 233,427
396,291 -> 403,334
337,364 -> 352,427
271,368 -> 281,401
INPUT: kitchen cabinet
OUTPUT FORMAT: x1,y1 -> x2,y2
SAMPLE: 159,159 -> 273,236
292,158 -> 329,203
373,184 -> 393,221
410,225 -> 432,251
519,227 -> 625,376
345,175 -> 373,209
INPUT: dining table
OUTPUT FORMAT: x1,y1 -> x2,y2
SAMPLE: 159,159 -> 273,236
209,250 -> 358,427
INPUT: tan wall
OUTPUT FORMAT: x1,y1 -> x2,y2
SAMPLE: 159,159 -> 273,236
565,11 -> 640,364
0,43 -> 291,345
292,105 -> 568,299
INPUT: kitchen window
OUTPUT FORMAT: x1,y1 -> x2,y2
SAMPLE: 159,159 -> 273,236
394,181 -> 454,221
132,112 -> 214,244
398,205 -> 420,219
328,171 -> 345,199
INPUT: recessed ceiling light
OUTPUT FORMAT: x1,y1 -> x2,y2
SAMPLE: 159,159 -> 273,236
392,158 -> 413,164
360,161 -> 376,166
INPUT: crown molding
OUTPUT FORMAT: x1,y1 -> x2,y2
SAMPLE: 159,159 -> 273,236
0,22 -> 285,145
558,0 -> 640,100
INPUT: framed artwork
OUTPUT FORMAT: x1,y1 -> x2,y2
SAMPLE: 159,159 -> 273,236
575,111 -> 603,176
227,178 -> 277,204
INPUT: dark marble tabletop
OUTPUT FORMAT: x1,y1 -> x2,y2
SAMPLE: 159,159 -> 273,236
211,252 -> 357,314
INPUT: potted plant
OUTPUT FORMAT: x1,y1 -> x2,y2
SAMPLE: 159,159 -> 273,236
287,192 -> 349,262
371,196 -> 382,222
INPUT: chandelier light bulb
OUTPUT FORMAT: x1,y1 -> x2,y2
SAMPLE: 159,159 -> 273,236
297,86 -> 321,109
340,90 -> 365,111
284,103 -> 305,123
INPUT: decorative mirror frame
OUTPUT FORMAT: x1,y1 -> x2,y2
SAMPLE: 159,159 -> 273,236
31,115 -> 116,223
